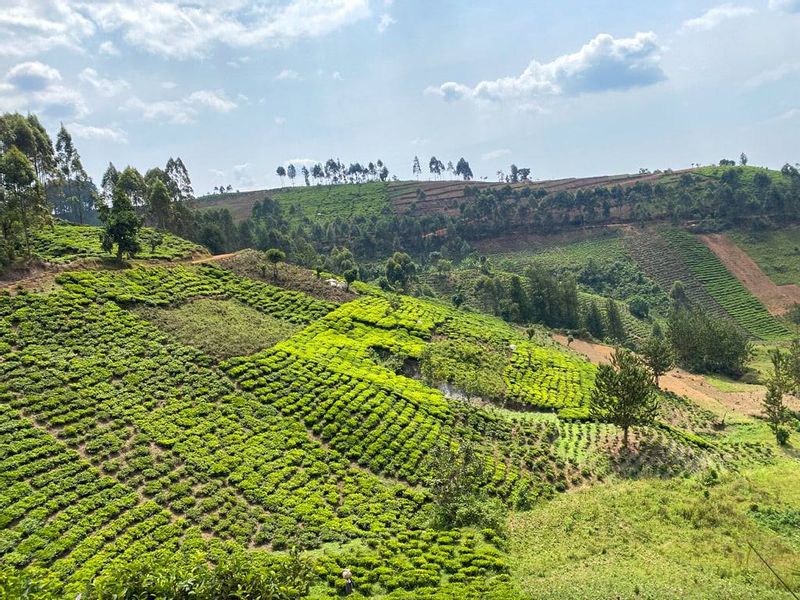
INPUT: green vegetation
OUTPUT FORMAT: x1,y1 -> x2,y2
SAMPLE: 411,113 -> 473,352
30,221 -> 204,264
490,233 -> 668,314
508,463 -> 800,599
660,228 -> 789,340
273,182 -> 390,222
728,227 -> 800,286
135,298 -> 300,359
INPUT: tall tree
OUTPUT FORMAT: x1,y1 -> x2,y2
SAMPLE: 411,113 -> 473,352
763,349 -> 793,445
147,178 -> 172,230
301,165 -> 310,186
412,156 -> 422,180
54,124 -> 92,224
99,184 -> 142,261
455,158 -> 473,181
286,163 -> 296,186
0,146 -> 48,257
605,298 -> 626,341
101,163 -> 119,205
264,248 -> 285,280
591,348 -> 658,447
276,166 -> 286,186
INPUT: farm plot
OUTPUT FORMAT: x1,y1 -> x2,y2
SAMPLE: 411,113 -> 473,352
623,227 -> 730,320
0,290 -> 518,597
57,264 -> 335,324
29,221 -> 205,264
273,181 -> 391,222
659,228 -> 790,340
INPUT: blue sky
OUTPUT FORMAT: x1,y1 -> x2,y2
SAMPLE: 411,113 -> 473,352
0,0 -> 798,194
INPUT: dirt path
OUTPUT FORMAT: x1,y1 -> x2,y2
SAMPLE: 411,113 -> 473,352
700,233 -> 800,315
552,334 -> 788,418
190,251 -> 240,264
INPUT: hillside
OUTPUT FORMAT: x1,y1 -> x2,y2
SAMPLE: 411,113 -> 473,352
2,240 -> 799,598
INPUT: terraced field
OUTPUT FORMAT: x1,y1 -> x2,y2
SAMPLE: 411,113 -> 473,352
0,261 -> 780,597
659,228 -> 790,340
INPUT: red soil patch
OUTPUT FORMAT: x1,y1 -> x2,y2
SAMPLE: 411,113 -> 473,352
551,334 -> 790,418
700,233 -> 800,315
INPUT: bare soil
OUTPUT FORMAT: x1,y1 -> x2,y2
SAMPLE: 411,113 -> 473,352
700,233 -> 800,315
551,334 -> 799,418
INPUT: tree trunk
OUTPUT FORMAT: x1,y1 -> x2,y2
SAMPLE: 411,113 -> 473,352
622,425 -> 629,448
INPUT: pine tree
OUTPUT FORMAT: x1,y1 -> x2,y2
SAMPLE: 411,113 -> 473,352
591,348 -> 658,447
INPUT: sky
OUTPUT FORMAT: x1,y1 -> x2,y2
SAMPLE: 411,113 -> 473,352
0,0 -> 799,195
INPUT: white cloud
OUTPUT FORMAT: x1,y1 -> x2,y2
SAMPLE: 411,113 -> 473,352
0,1 -> 95,57
679,4 -> 755,33
232,162 -> 254,187
78,67 -> 128,96
428,32 -> 665,104
0,1 -> 370,59
743,62 -> 800,89
285,158 -> 318,168
186,89 -> 237,112
332,70 -> 343,80
482,148 -> 511,161
6,61 -> 61,91
377,13 -> 395,33
275,68 -> 302,81
98,40 -> 119,55
65,121 -> 128,143
210,168 -> 226,178
124,88 -> 237,124
770,0 -> 800,13
78,0 -> 371,59
777,107 -> 800,120
161,81 -> 178,89
410,137 -> 429,146
275,116 -> 286,125
0,61 -> 87,118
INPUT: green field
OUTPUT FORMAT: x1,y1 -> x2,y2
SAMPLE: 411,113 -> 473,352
29,221 -> 205,264
659,228 -> 790,340
135,298 -> 300,359
274,182 -> 391,222
509,462 -> 800,599
1,259 -> 773,598
728,228 -> 800,287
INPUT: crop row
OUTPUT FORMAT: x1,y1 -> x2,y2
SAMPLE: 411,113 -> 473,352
31,222 -> 204,263
0,286 -> 519,595
659,229 -> 790,339
56,264 -> 335,324
0,404 -> 185,593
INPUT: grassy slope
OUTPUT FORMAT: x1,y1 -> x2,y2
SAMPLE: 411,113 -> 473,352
728,228 -> 800,287
508,460 -> 800,600
135,298 -> 300,359
198,182 -> 391,224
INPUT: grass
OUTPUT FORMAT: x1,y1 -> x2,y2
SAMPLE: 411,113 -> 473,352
728,228 -> 800,287
135,298 -> 300,359
694,165 -> 785,194
705,375 -> 763,393
508,461 -> 800,599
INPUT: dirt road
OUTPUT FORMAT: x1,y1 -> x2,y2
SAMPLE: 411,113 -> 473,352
700,233 -> 800,315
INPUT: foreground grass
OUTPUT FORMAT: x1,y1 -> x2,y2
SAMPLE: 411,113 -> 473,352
508,461 -> 800,599
136,298 -> 299,359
